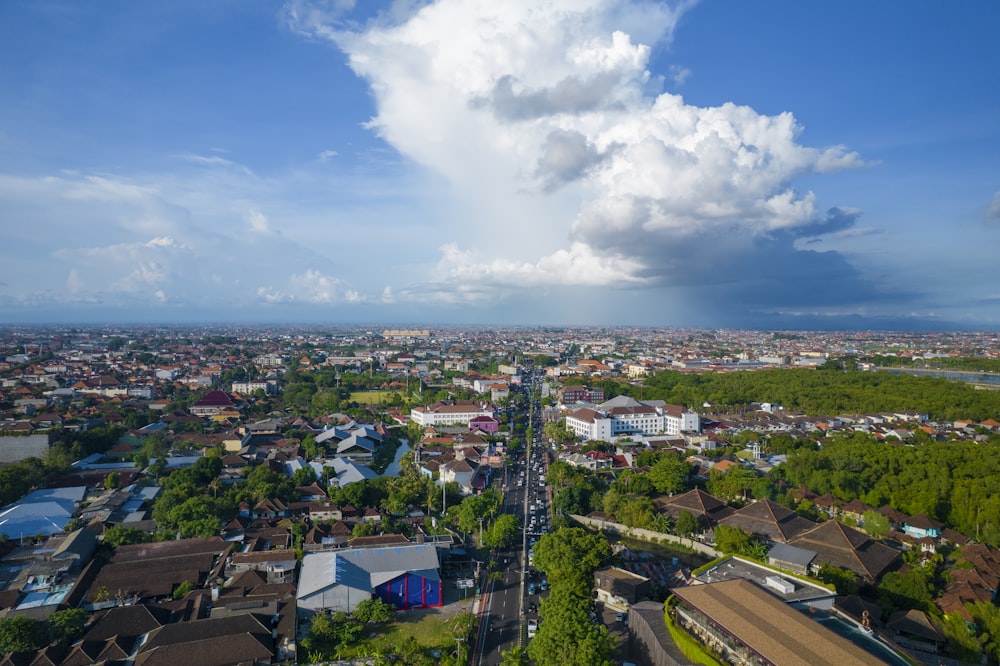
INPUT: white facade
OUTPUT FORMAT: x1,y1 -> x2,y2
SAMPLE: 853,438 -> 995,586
664,409 -> 701,435
232,379 -> 276,394
410,401 -> 495,427
566,398 -> 700,443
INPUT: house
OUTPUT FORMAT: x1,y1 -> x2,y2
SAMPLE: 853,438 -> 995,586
324,457 -> 378,488
559,385 -> 605,405
594,566 -> 651,610
82,537 -> 230,609
902,514 -> 943,540
654,488 -> 734,531
0,486 -> 86,539
718,498 -> 815,544
297,543 -> 442,615
227,549 -> 297,584
468,415 -> 499,434
131,614 -> 275,666
887,609 -> 946,655
766,543 -> 817,576
188,390 -> 237,417
565,396 -> 700,442
334,433 -> 376,463
787,520 -> 899,583
440,458 -> 478,496
251,498 -> 288,520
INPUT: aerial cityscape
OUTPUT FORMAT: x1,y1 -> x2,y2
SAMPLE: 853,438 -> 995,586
0,324 -> 999,665
2,1 -> 1000,665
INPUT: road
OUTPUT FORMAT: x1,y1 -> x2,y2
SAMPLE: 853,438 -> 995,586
475,372 -> 549,665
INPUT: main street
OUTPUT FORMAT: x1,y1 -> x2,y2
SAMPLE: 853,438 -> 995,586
475,371 -> 548,665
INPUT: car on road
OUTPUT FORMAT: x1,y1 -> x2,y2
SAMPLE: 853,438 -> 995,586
616,611 -> 628,624
527,619 -> 537,638
528,583 -> 536,595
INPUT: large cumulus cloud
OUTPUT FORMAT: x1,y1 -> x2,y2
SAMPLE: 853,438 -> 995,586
293,0 -> 888,316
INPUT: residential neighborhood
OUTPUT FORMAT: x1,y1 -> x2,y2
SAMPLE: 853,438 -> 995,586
0,325 -> 999,665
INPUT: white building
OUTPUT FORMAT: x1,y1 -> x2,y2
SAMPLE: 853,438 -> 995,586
410,400 -> 495,427
231,379 -> 276,395
565,396 -> 700,443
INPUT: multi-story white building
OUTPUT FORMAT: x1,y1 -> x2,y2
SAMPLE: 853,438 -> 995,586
565,396 -> 700,443
410,400 -> 496,427
231,379 -> 276,395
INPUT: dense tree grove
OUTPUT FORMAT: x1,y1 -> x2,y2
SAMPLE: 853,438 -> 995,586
775,432 -> 1000,547
598,367 -> 1000,421
0,609 -> 88,654
528,528 -> 614,666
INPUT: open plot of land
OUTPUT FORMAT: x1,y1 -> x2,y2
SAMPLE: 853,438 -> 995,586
349,391 -> 392,404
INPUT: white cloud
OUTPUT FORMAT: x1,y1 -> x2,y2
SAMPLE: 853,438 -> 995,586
313,0 -> 866,293
989,191 -> 1000,219
172,153 -> 255,176
66,269 -> 84,294
245,210 -> 271,234
257,269 -> 366,304
668,64 -> 691,85
60,175 -> 157,202
317,149 -> 339,161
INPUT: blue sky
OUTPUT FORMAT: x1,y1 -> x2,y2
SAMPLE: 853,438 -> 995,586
1,0 -> 998,330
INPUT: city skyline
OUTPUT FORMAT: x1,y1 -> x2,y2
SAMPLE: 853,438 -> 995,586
2,1 -> 999,330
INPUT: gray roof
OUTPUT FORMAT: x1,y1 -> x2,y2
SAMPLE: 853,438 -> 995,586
339,543 -> 440,582
768,542 -> 817,568
0,486 -> 85,538
337,434 -> 375,454
297,543 -> 440,600
328,457 -> 377,487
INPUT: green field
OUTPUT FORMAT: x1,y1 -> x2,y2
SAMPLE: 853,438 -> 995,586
349,390 -> 394,404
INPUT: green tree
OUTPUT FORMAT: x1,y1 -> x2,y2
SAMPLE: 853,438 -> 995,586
941,612 -> 983,663
647,454 -> 690,495
292,464 -> 317,488
353,597 -> 394,624
0,616 -> 47,653
861,509 -> 889,537
968,600 -> 1000,663
46,608 -> 88,645
532,527 -> 611,583
706,465 -> 759,502
674,510 -> 699,540
102,525 -> 152,547
878,565 -> 936,614
482,513 -> 520,549
817,563 -> 859,596
713,524 -> 750,555
103,471 -> 121,490
500,645 -> 530,666
173,580 -> 196,599
528,570 -> 614,666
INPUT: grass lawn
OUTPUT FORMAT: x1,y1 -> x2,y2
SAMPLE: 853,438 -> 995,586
350,390 -> 391,404
341,610 -> 474,660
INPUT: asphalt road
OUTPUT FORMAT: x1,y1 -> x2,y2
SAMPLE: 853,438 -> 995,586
476,399 -> 550,666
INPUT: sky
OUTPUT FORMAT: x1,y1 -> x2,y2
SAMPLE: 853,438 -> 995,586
1,0 -> 999,330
